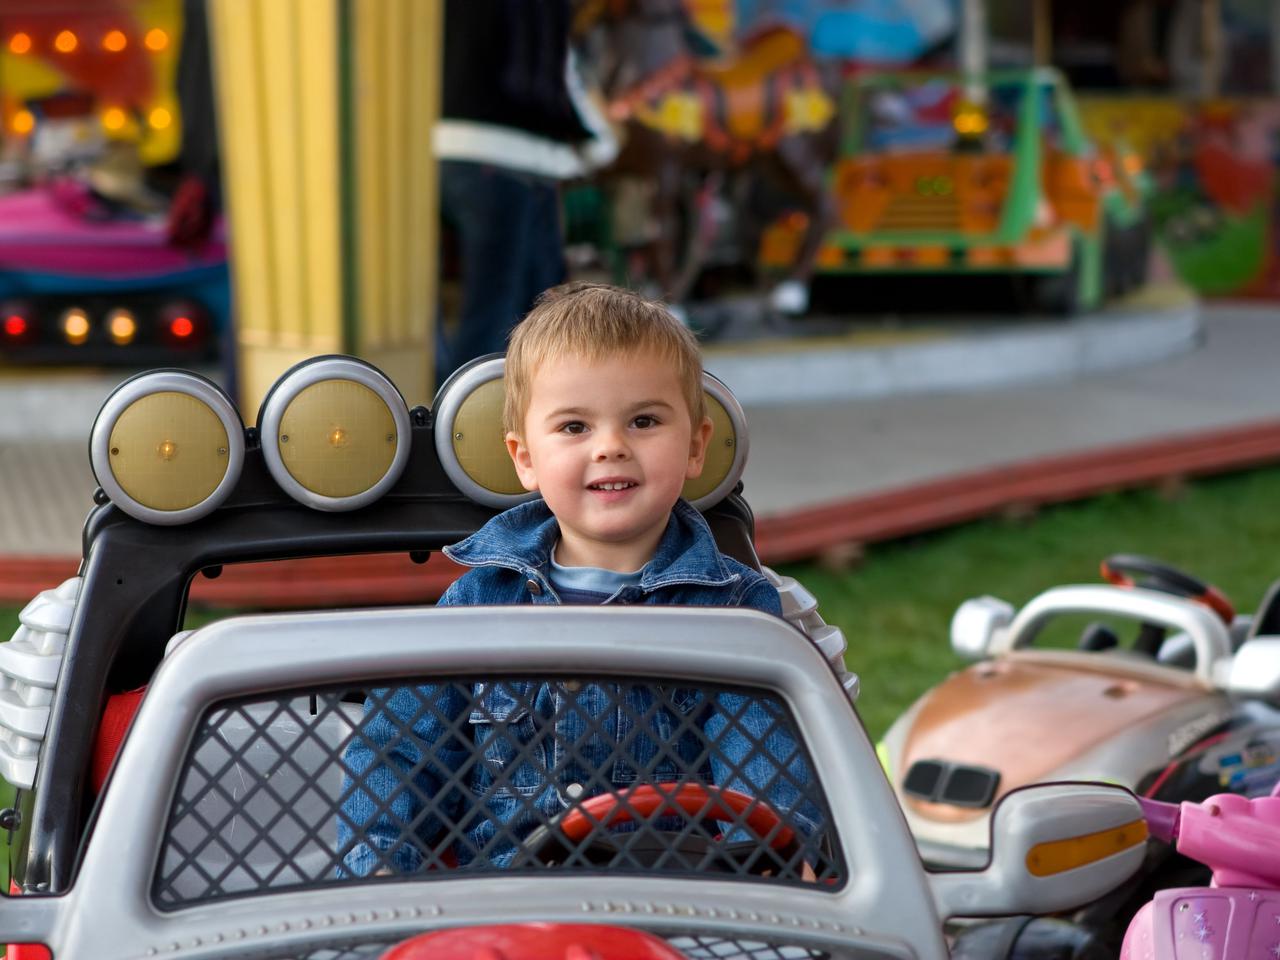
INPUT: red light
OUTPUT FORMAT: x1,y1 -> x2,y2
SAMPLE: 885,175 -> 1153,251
170,316 -> 194,338
3,314 -> 27,337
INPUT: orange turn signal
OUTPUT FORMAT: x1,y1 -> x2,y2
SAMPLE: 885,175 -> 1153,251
1026,818 -> 1148,877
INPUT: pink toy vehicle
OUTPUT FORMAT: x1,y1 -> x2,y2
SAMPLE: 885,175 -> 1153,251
1123,782 -> 1280,959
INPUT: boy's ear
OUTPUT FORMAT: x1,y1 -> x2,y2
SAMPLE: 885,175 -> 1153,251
685,415 -> 714,479
505,431 -> 540,493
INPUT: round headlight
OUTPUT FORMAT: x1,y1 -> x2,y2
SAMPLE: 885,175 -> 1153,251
432,356 -> 535,510
89,371 -> 244,525
258,356 -> 411,511
683,372 -> 749,511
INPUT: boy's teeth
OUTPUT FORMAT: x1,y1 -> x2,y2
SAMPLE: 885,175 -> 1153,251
593,481 -> 634,490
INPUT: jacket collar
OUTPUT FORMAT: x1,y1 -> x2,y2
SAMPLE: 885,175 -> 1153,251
443,498 -> 737,591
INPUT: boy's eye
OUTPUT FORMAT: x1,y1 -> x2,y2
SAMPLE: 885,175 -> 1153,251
559,421 -> 587,435
632,415 -> 660,429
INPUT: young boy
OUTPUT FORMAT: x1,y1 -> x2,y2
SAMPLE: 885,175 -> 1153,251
339,283 -> 816,876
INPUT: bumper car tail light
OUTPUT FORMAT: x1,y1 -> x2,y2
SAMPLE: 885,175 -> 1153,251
1,302 -> 36,343
106,308 -> 137,345
60,307 -> 91,345
159,301 -> 207,347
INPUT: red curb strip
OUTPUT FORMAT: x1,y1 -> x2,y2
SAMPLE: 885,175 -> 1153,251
3,418 -> 1280,608
754,418 -> 1280,563
0,553 -> 468,610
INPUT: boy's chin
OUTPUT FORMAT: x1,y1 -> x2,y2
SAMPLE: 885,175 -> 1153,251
583,525 -> 653,545
573,517 -> 669,548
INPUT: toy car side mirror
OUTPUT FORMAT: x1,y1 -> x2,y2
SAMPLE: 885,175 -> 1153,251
1223,637 -> 1280,698
950,596 -> 1014,660
929,782 -> 1147,919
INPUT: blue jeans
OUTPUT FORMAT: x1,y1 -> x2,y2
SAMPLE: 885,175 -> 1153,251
437,161 -> 566,382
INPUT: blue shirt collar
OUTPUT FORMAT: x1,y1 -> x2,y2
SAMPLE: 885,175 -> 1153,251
549,554 -> 643,593
443,498 -> 737,591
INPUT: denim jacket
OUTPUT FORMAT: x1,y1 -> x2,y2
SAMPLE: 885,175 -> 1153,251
339,500 -> 819,876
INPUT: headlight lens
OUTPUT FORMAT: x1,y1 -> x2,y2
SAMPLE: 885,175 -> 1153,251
90,371 -> 244,524
259,356 -> 410,511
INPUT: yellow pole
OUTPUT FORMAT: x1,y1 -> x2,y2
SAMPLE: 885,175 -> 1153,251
349,0 -> 442,405
207,0 -> 440,412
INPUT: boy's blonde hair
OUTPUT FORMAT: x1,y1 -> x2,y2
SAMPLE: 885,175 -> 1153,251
504,283 -> 706,437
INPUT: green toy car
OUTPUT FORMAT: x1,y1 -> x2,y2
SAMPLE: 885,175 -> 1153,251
760,68 -> 1152,314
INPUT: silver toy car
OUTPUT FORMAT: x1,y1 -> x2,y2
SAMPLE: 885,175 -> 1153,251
1,356 -> 1145,958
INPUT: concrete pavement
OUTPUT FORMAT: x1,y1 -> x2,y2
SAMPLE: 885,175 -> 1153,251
740,301 -> 1277,516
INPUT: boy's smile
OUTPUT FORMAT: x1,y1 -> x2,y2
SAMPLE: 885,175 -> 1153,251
506,350 -> 713,572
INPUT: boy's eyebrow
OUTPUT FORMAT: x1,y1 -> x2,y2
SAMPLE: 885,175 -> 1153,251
543,399 -> 677,419
543,405 -> 591,420
628,398 -> 677,412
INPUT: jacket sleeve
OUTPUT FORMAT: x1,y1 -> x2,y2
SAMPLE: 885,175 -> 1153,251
704,691 -> 824,841
435,572 -> 472,607
707,569 -> 821,845
338,684 -> 469,876
337,568 -> 491,874
737,573 -> 784,617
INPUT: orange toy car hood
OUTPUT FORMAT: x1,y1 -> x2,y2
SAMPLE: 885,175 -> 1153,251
901,655 -> 1203,823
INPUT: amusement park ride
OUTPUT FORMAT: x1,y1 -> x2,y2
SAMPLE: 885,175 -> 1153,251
0,0 -> 1156,373
0,0 -> 227,365
0,4 -> 1240,957
593,0 -> 1151,318
759,68 -> 1151,315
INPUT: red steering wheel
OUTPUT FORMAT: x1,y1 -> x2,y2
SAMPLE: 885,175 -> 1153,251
1100,554 -> 1235,625
516,782 -> 797,871
559,782 -> 795,850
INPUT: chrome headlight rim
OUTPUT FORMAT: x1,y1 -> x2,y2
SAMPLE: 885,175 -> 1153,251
89,369 -> 245,526
432,354 -> 537,510
687,371 -> 749,512
258,355 -> 412,512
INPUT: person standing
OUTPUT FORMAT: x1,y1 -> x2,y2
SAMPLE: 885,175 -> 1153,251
434,0 -> 615,383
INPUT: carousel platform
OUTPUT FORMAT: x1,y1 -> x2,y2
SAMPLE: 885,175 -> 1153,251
2,289 -> 1277,606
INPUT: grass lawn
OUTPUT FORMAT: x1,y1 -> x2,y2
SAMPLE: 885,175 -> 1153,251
774,466 -> 1280,737
2,465 -> 1280,897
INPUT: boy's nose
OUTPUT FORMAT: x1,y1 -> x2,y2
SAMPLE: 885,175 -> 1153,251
592,428 -> 630,460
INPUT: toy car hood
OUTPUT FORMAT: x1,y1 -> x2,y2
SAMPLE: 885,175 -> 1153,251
881,651 -> 1231,865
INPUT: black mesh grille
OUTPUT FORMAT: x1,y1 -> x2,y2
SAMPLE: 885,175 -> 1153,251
294,945 -> 395,960
154,677 -> 842,908
667,935 -> 830,958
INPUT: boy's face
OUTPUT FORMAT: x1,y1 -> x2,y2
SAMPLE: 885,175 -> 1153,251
506,350 -> 713,572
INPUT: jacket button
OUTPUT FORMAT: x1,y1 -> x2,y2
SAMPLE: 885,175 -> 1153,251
565,782 -> 585,799
564,680 -> 581,692
526,578 -> 542,596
